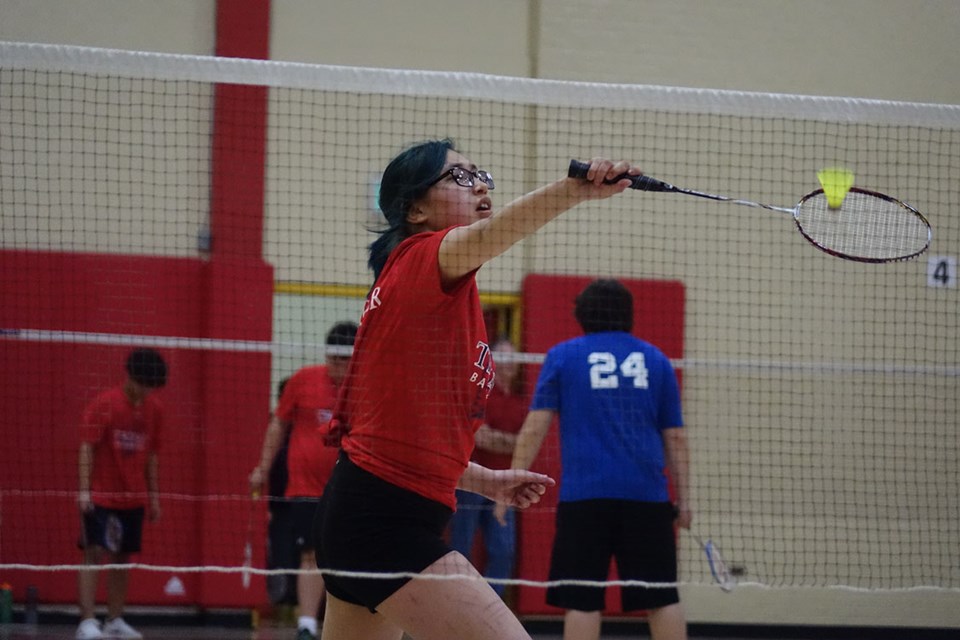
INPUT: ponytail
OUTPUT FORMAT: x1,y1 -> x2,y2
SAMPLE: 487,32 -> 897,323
368,226 -> 406,280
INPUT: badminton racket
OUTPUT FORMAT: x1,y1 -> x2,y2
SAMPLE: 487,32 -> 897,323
242,491 -> 259,589
568,160 -> 931,263
693,535 -> 736,592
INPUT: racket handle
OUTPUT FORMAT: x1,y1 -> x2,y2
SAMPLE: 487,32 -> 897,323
568,159 -> 674,192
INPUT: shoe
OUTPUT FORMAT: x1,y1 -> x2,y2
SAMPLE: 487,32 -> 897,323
295,628 -> 317,640
76,618 -> 104,640
102,617 -> 143,639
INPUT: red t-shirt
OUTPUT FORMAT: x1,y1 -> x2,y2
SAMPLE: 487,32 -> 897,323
471,385 -> 529,470
275,365 -> 339,497
338,229 -> 493,509
80,386 -> 163,509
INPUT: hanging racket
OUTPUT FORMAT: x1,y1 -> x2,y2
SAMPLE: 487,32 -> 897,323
693,535 -> 736,592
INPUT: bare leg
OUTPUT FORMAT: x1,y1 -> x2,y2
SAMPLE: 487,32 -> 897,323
647,603 -> 687,640
562,609 -> 601,640
320,593 -> 403,640
105,552 -> 130,620
78,546 -> 102,620
377,551 -> 531,640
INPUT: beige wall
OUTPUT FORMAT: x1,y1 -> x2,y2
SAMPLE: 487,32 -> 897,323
2,0 -> 959,629
0,0 -> 217,55
4,0 -> 959,103
536,0 -> 960,104
270,0 -> 535,78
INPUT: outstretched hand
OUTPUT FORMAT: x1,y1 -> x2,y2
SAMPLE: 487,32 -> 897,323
568,157 -> 642,201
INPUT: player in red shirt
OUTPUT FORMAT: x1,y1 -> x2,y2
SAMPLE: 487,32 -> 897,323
76,348 -> 167,640
315,139 -> 641,640
249,321 -> 357,640
449,337 -> 529,599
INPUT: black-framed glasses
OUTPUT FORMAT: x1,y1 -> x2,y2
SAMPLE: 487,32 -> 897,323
429,166 -> 495,190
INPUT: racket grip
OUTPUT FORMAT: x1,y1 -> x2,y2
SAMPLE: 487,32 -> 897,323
567,159 -> 673,192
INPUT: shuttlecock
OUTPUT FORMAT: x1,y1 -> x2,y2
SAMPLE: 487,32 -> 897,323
817,167 -> 855,209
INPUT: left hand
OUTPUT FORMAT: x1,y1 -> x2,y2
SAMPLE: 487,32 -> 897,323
485,469 -> 555,509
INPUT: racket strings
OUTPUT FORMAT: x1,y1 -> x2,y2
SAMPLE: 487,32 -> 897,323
795,191 -> 930,261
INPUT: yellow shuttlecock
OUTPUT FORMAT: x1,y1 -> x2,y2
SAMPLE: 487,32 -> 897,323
817,166 -> 855,209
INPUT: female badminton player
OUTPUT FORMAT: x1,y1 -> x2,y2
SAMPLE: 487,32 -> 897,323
315,139 -> 640,640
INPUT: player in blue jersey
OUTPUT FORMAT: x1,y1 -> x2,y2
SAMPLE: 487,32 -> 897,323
511,279 -> 691,640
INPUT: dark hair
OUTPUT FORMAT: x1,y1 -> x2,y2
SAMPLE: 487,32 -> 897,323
326,320 -> 358,346
574,279 -> 634,334
369,138 -> 456,279
277,376 -> 290,401
126,348 -> 167,388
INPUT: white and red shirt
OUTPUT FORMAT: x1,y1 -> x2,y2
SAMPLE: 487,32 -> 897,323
275,365 -> 340,497
80,386 -> 163,509
337,229 -> 493,509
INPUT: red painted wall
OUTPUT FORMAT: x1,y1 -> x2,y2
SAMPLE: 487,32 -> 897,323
515,274 -> 685,616
0,0 -> 275,609
0,249 -> 273,608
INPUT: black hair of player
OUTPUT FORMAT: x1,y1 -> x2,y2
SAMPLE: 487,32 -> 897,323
326,321 -> 359,346
574,279 -> 634,334
126,348 -> 168,388
369,138 -> 457,280
277,376 -> 290,401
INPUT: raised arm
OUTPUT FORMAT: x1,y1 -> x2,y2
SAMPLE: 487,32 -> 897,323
439,159 -> 641,280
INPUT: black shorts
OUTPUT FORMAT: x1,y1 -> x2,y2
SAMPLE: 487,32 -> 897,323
314,452 -> 453,612
80,505 -> 145,554
547,500 -> 679,612
289,498 -> 321,553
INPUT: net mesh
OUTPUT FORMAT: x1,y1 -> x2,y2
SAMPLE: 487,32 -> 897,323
1,42 -> 958,616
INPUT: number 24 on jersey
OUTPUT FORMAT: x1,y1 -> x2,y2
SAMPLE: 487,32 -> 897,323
588,352 -> 649,389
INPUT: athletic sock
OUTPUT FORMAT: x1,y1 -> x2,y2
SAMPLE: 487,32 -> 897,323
298,616 -> 318,636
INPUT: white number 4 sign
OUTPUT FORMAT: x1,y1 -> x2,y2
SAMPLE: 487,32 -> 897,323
927,256 -> 956,289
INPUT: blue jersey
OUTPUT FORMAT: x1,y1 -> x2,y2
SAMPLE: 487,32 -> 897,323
530,331 -> 683,503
